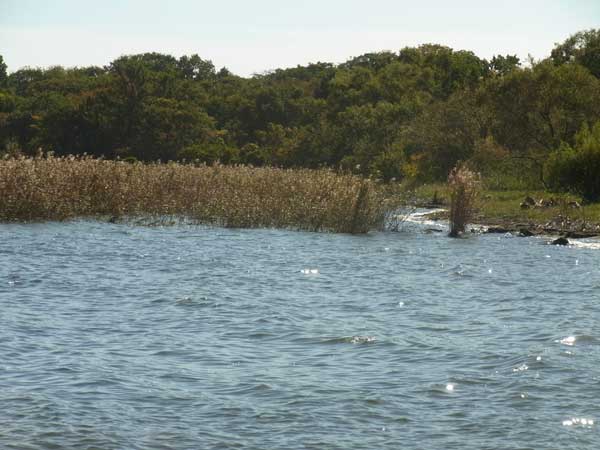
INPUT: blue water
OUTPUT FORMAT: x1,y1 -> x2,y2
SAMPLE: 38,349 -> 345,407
1,219 -> 600,449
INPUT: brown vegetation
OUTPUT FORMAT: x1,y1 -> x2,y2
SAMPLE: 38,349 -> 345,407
448,165 -> 480,237
0,155 -> 387,233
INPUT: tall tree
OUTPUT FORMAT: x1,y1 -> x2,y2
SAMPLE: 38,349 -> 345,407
0,55 -> 7,88
551,29 -> 600,78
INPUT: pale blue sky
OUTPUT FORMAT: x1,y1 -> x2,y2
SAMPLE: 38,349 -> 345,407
1,0 -> 599,76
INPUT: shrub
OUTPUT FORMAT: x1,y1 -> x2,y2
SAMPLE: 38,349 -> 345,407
545,122 -> 600,202
448,164 -> 480,237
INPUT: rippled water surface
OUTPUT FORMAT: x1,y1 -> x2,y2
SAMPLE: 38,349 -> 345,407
2,219 -> 600,449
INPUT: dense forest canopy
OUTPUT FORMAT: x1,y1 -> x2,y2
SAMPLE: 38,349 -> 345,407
1,30 -> 600,190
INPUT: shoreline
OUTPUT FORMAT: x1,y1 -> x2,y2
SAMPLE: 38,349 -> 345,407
417,207 -> 600,239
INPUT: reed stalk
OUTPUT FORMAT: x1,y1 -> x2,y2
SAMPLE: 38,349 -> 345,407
448,164 -> 480,237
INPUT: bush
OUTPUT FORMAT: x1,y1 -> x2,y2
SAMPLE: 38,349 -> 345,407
545,122 -> 600,202
448,164 -> 480,237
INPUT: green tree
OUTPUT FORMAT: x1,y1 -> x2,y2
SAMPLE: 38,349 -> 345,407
407,89 -> 488,181
488,54 -> 520,76
0,55 -> 7,88
131,97 -> 216,161
484,61 -> 600,156
545,121 -> 600,201
551,29 -> 600,78
177,54 -> 216,80
398,44 -> 488,99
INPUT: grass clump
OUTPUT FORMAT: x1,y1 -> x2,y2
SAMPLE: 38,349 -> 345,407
448,164 -> 480,237
0,154 -> 386,233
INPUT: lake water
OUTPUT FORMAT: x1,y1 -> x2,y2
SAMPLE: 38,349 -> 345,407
1,217 -> 600,449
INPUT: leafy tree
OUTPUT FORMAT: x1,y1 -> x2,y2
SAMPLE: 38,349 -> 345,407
327,66 -> 377,111
340,51 -> 397,72
130,97 -> 216,161
484,61 -> 600,155
332,102 -> 408,174
177,55 -> 216,80
551,29 -> 600,78
7,67 -> 45,96
545,121 -> 600,201
407,89 -> 489,181
0,55 -> 7,88
488,54 -> 521,76
398,44 -> 487,99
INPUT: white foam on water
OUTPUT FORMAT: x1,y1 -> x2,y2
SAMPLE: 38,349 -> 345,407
401,208 -> 448,229
557,336 -> 576,346
350,336 -> 376,344
513,364 -> 529,373
570,239 -> 600,250
562,417 -> 594,427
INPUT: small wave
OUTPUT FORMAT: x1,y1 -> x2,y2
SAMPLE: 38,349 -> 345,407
320,335 -> 377,345
248,332 -> 274,339
350,335 -> 376,344
71,379 -> 120,388
420,382 -> 458,397
512,363 -> 529,373
174,296 -> 212,307
555,335 -> 598,346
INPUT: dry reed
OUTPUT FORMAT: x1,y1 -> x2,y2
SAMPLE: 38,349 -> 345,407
0,155 -> 386,233
448,164 -> 480,237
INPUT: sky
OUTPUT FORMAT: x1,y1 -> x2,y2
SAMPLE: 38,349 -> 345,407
1,0 -> 600,77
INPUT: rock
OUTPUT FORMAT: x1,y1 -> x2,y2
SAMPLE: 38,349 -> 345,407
520,202 -> 530,209
523,196 -> 536,206
568,201 -> 581,209
487,226 -> 511,234
519,228 -> 534,237
424,228 -> 443,233
538,198 -> 555,208
551,237 -> 569,246
564,231 -> 598,239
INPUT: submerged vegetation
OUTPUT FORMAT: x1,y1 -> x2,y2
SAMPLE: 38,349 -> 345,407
0,155 -> 386,233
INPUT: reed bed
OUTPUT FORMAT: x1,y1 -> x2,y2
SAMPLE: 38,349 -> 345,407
448,164 -> 480,237
0,155 -> 387,233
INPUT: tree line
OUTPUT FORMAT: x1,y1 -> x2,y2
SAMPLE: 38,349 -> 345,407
1,29 -> 600,196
